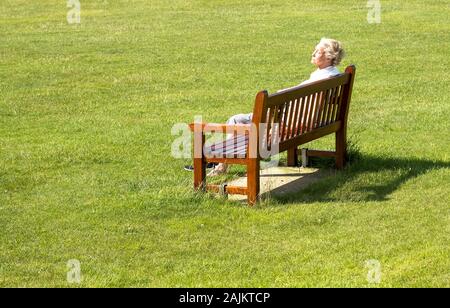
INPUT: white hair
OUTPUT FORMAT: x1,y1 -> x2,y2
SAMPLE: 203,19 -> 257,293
319,38 -> 346,66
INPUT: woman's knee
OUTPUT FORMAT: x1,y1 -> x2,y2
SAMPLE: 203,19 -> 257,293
227,113 -> 251,125
227,114 -> 242,124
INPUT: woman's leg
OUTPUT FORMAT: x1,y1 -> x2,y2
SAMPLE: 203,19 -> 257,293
227,113 -> 253,125
209,113 -> 253,176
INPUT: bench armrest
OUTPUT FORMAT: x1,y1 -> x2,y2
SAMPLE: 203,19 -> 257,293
189,123 -> 251,134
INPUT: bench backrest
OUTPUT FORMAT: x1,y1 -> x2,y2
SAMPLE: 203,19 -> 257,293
251,65 -> 356,152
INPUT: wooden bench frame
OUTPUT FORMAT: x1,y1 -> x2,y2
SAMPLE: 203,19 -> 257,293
189,65 -> 356,205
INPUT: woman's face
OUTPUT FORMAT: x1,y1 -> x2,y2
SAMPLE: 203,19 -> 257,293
311,44 -> 331,69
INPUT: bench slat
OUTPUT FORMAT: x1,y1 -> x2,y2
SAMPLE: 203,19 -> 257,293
298,95 -> 307,135
318,87 -> 333,127
290,99 -> 298,139
331,86 -> 343,124
335,85 -> 345,121
324,86 -> 336,125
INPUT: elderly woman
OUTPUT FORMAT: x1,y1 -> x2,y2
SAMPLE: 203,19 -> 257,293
188,38 -> 346,176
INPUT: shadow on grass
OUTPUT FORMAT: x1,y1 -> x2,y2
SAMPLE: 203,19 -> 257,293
271,154 -> 450,204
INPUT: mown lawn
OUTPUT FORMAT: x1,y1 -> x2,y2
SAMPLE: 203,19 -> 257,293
0,0 -> 449,287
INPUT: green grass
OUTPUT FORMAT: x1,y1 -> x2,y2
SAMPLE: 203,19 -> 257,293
0,0 -> 449,287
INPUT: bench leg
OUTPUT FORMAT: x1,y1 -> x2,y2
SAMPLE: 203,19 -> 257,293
193,157 -> 206,191
336,130 -> 347,169
193,132 -> 206,191
247,159 -> 260,206
287,147 -> 298,167
194,158 -> 206,191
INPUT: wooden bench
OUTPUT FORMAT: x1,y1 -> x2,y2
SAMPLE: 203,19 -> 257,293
189,65 -> 356,205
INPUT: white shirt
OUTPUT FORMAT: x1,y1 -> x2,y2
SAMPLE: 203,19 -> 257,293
277,66 -> 341,93
299,66 -> 341,86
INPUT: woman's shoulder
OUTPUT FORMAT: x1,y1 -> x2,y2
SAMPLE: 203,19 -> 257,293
327,66 -> 341,76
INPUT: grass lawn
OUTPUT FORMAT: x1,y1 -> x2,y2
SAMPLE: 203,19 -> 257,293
0,0 -> 449,287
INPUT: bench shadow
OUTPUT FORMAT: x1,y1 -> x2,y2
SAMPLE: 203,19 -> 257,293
266,154 -> 450,205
